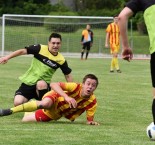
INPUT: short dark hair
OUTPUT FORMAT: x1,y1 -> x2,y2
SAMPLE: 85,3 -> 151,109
82,74 -> 99,87
49,33 -> 62,41
113,14 -> 119,18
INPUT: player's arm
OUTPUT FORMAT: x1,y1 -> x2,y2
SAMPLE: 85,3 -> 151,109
105,32 -> 110,48
50,82 -> 77,108
118,7 -> 134,61
86,99 -> 99,125
64,73 -> 73,82
86,114 -> 100,125
60,60 -> 73,82
90,31 -> 93,46
81,35 -> 84,45
0,49 -> 27,64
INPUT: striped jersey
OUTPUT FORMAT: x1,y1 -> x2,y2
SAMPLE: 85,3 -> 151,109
106,22 -> 120,45
19,44 -> 72,85
81,29 -> 93,43
42,82 -> 97,122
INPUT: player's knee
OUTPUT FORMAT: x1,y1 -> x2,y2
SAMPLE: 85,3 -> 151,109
38,99 -> 53,109
14,95 -> 28,106
22,112 -> 36,122
36,80 -> 48,90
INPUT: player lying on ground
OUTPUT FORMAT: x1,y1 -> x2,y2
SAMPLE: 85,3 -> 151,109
0,74 -> 99,125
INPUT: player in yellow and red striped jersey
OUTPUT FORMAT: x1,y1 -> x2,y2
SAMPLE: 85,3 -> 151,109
105,15 -> 121,73
0,74 -> 99,125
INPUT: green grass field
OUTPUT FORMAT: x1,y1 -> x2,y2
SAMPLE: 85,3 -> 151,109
0,56 -> 154,145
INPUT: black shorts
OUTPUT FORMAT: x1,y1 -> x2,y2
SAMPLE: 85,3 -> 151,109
151,52 -> 155,87
82,42 -> 91,51
15,83 -> 50,101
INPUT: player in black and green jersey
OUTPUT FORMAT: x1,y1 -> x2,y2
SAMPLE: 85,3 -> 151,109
0,33 -> 73,106
118,0 -> 155,124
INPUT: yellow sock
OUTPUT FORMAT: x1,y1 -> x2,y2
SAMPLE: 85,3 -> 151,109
114,57 -> 119,70
11,100 -> 38,113
110,58 -> 115,70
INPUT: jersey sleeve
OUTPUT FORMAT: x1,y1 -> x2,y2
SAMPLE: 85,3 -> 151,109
106,24 -> 111,33
25,44 -> 41,54
60,60 -> 72,75
59,82 -> 80,93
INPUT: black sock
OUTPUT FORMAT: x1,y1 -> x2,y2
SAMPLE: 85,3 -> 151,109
81,52 -> 84,59
86,52 -> 89,59
38,89 -> 48,100
152,99 -> 155,124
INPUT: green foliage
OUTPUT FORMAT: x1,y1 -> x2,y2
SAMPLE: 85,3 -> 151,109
0,0 -> 52,16
78,8 -> 120,17
80,0 -> 124,10
23,2 -> 52,15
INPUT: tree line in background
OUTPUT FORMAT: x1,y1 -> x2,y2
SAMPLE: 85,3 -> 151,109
0,0 -> 146,34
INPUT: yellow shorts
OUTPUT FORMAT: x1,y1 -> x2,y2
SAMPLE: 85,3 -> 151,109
110,43 -> 120,54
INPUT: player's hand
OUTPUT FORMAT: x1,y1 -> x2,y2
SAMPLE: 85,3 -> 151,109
65,96 -> 77,108
87,121 -> 100,125
0,57 -> 8,64
122,48 -> 133,62
90,43 -> 93,47
105,44 -> 109,48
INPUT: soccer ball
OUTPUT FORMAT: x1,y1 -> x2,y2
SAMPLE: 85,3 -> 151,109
146,122 -> 155,140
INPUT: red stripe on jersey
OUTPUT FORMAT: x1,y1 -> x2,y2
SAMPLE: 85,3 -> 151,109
57,100 -> 66,108
85,98 -> 97,110
67,84 -> 81,96
114,24 -> 116,44
110,24 -> 113,44
44,92 -> 60,103
61,98 -> 96,121
57,84 -> 81,108
87,116 -> 94,122
65,109 -> 85,121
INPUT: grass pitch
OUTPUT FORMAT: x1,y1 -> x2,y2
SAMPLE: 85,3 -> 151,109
0,56 -> 154,145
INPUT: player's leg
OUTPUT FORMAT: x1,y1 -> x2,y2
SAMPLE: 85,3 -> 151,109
85,42 -> 91,60
22,112 -> 36,122
81,44 -> 86,60
14,83 -> 37,106
112,44 -> 121,73
151,52 -> 155,124
22,98 -> 54,122
110,44 -> 115,72
36,80 -> 50,100
113,52 -> 121,73
22,109 -> 52,122
0,97 -> 53,117
0,100 -> 38,116
14,95 -> 28,106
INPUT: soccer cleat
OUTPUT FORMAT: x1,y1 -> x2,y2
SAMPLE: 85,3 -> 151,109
117,69 -> 122,73
110,70 -> 114,73
0,109 -> 12,116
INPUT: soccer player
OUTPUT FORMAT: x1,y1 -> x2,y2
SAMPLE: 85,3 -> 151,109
81,24 -> 93,60
118,0 -> 155,124
0,74 -> 99,125
0,33 -> 73,106
105,15 -> 121,73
